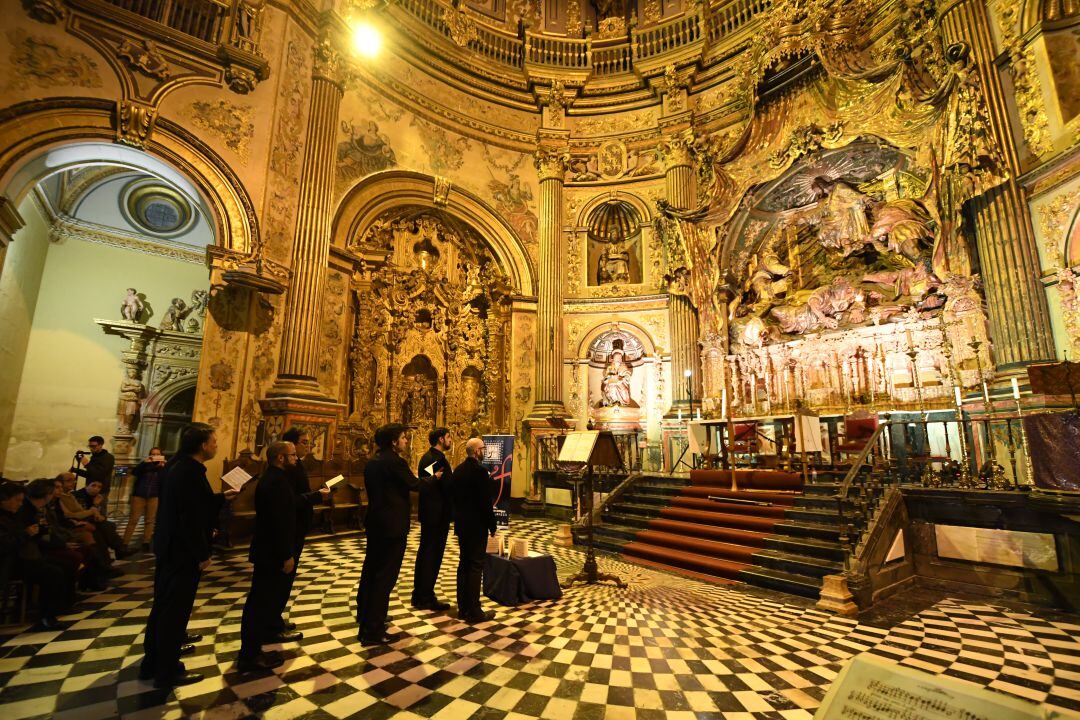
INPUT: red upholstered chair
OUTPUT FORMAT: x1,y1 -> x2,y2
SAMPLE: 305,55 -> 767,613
836,413 -> 879,460
730,422 -> 759,456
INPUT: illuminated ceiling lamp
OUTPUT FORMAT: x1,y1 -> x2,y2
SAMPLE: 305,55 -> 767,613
346,0 -> 385,59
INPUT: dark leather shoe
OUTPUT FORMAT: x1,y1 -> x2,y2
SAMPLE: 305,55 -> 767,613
282,621 -> 297,631
185,633 -> 203,644
359,631 -> 399,647
153,671 -> 203,688
271,630 -> 302,643
413,599 -> 451,611
179,643 -> 195,656
33,617 -> 69,632
236,653 -> 284,673
460,610 -> 495,624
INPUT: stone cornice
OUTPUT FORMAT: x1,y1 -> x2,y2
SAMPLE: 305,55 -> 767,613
49,215 -> 205,264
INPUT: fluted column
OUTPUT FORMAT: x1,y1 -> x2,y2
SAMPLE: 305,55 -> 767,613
528,147 -> 570,418
659,133 -> 701,414
269,40 -> 345,397
939,0 -> 1056,368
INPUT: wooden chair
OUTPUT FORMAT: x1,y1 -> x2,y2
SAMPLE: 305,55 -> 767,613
836,412 -> 879,462
218,451 -> 264,547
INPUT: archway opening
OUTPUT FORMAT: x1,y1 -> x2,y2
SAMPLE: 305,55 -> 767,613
0,143 -> 214,484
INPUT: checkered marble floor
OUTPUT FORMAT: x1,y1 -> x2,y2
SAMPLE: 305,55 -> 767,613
1,519 -> 1078,720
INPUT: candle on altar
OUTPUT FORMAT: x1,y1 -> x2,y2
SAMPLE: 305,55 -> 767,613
721,388 -> 727,419
677,408 -> 683,421
695,408 -> 701,421
954,386 -> 963,407
1011,377 -> 1021,400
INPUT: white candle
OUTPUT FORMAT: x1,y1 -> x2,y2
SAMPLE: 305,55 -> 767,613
695,409 -> 701,420
721,388 -> 727,419
1011,377 -> 1021,400
954,386 -> 963,406
677,408 -> 683,421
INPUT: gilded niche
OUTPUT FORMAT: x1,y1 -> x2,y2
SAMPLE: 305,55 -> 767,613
346,211 -> 514,458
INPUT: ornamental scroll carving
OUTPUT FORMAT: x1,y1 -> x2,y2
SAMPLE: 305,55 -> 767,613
346,212 -> 514,461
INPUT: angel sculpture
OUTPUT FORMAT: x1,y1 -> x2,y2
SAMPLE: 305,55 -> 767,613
120,288 -> 144,323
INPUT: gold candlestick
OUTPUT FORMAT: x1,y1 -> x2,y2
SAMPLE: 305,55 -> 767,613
1014,397 -> 1035,488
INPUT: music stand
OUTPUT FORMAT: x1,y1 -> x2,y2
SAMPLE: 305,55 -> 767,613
559,431 -> 628,588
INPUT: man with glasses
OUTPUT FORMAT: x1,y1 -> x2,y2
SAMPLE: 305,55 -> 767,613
237,440 -> 298,672
71,435 -> 116,496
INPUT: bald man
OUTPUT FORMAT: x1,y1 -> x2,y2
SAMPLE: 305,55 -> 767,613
452,438 -> 497,623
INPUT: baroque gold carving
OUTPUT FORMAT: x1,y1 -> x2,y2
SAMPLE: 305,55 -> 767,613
1039,188 -> 1080,268
534,147 -> 570,181
22,0 -> 66,23
116,38 -> 170,80
188,100 -> 254,162
991,0 -> 1054,158
6,28 -> 102,90
443,1 -> 479,47
656,129 -> 696,171
577,111 -> 655,137
116,100 -> 157,148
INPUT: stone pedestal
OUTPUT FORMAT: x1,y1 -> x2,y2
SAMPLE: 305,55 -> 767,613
816,574 -> 859,616
257,396 -> 345,460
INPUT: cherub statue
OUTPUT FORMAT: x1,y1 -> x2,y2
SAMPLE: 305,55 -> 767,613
120,288 -> 144,323
190,289 -> 209,318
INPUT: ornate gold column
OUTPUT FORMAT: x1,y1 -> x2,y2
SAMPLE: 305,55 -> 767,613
659,132 -> 701,414
260,36 -> 346,448
939,0 -> 1056,368
528,146 -> 570,418
269,38 -> 345,398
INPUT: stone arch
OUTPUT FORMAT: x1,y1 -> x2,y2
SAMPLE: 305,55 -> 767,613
0,99 -> 258,254
137,377 -> 197,457
576,319 -> 659,359
332,170 -> 535,296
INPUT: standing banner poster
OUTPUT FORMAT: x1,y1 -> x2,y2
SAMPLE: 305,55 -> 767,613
481,434 -> 514,528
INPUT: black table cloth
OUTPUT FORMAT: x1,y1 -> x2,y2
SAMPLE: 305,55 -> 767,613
483,553 -> 562,606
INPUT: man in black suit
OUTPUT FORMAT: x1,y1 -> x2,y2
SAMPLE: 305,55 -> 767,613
276,427 -> 329,635
412,427 -> 454,611
356,423 -> 438,646
71,435 -> 116,497
140,423 -> 238,689
238,441 -> 298,672
453,437 -> 497,624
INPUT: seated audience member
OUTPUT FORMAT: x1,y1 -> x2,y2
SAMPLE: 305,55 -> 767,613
74,479 -> 131,560
50,476 -> 109,591
59,476 -> 128,568
71,435 -> 116,497
125,448 -> 165,551
21,479 -> 83,582
0,481 -> 75,629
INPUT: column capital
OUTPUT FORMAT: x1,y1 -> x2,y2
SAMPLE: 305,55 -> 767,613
657,129 -> 696,172
312,36 -> 351,91
534,147 -> 570,182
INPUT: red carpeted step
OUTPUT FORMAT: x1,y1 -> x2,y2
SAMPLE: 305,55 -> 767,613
659,507 -> 779,532
634,530 -> 760,563
645,517 -> 769,547
690,469 -> 803,491
678,486 -> 799,505
622,541 -> 749,580
668,496 -> 789,518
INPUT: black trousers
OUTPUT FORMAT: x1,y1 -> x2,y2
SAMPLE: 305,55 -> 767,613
456,531 -> 487,617
411,521 -> 449,605
272,538 -> 303,631
356,532 -> 407,637
240,562 -> 290,660
18,558 -> 72,619
141,560 -> 201,682
95,520 -> 125,553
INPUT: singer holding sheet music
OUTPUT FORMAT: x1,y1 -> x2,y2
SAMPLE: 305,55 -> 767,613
141,423 -> 238,688
357,423 -> 439,646
412,427 -> 454,611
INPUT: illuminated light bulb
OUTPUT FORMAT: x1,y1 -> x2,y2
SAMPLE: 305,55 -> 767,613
352,22 -> 381,58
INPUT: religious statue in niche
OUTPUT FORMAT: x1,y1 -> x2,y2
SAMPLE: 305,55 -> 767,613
402,373 -> 435,427
117,367 -> 145,433
599,344 -> 636,408
120,288 -> 145,323
597,240 -> 632,284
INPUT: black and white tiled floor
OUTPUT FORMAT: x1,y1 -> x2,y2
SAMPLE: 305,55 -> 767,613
1,519 -> 1079,719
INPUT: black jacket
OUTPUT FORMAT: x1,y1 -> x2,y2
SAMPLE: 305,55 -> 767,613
0,508 -> 41,563
131,460 -> 164,498
453,456 -> 496,538
286,459 -> 321,538
364,448 -> 426,539
73,450 -> 116,493
249,465 -> 297,568
154,454 -> 225,566
417,448 -> 453,527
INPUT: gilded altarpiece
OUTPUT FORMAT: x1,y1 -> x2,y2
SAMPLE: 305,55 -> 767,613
342,212 -> 514,467
655,0 -> 1009,414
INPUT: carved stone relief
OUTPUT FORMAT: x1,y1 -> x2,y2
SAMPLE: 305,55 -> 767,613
6,28 -> 102,90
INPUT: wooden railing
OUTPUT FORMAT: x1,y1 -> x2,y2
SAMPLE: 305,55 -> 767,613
391,0 -> 769,77
103,0 -> 230,44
